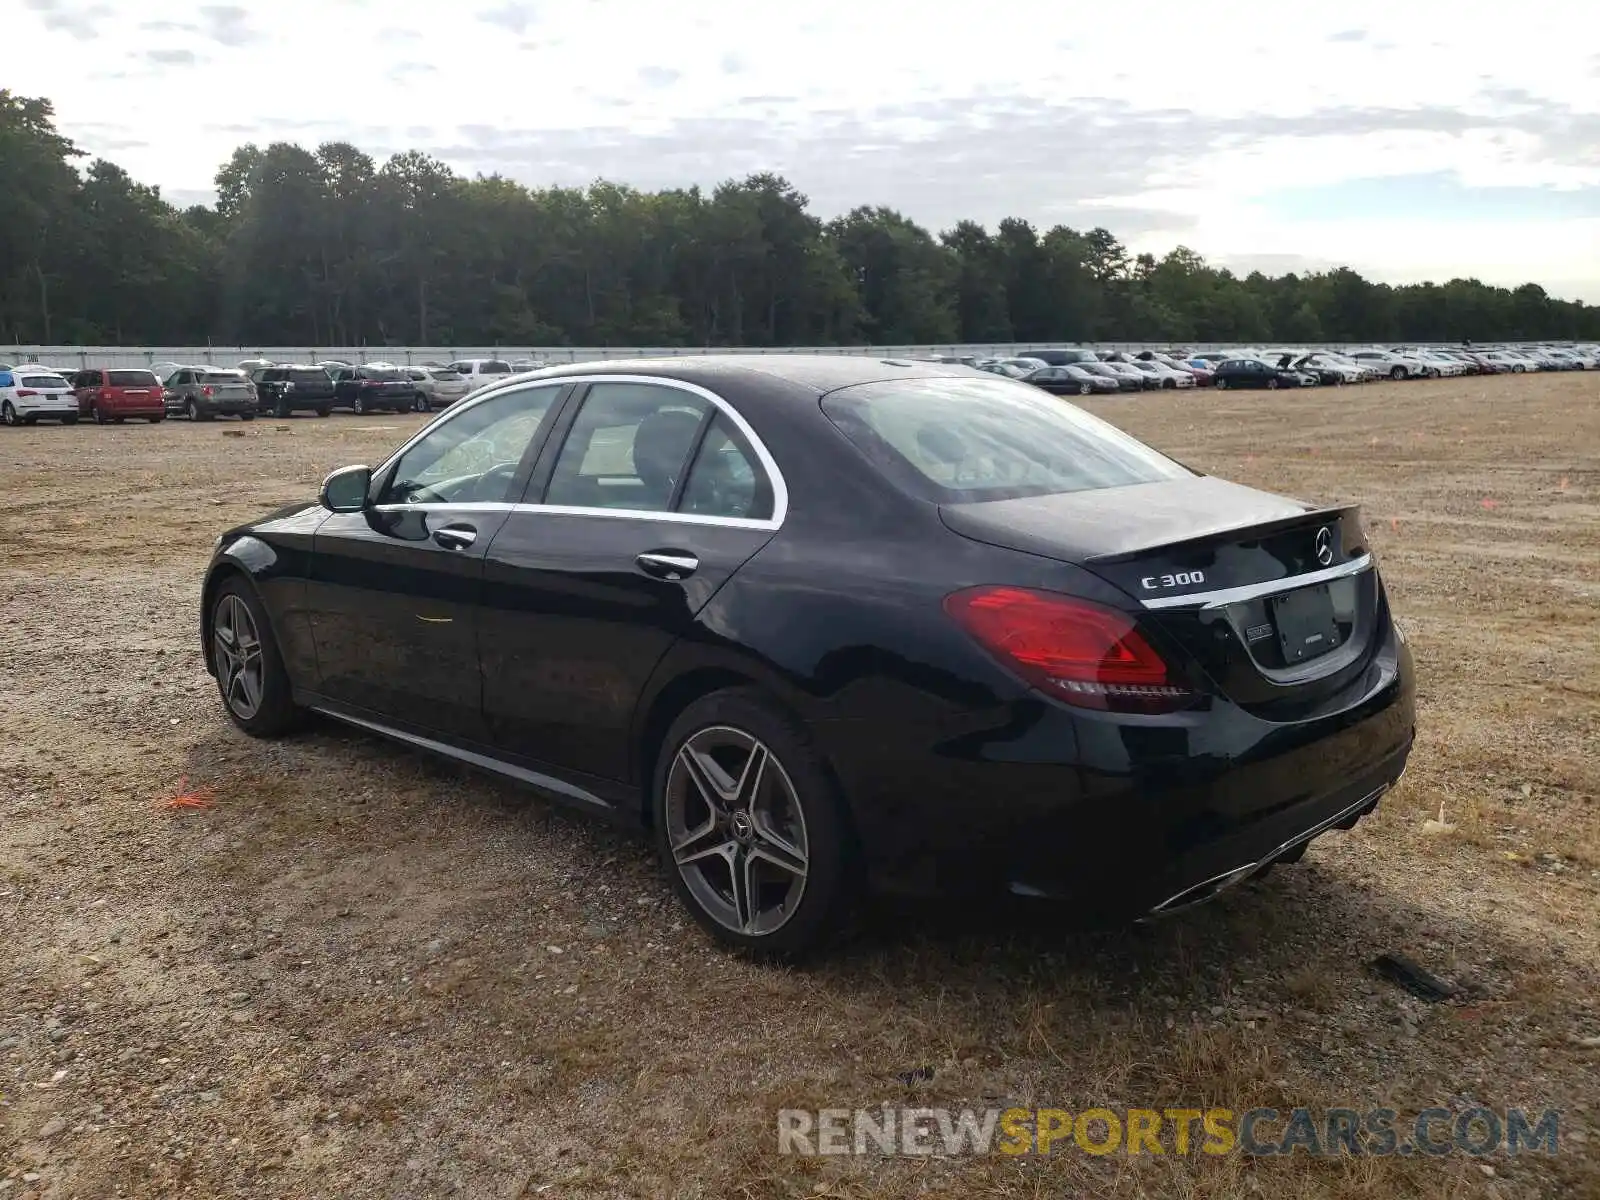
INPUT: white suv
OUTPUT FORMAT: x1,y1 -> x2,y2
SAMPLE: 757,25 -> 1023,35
446,358 -> 516,392
1,364 -> 79,426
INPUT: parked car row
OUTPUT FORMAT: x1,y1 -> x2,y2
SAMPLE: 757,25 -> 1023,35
0,359 -> 502,426
927,341 -> 1600,397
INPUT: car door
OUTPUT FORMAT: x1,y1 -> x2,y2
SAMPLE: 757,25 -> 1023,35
304,380 -> 569,740
478,378 -> 782,783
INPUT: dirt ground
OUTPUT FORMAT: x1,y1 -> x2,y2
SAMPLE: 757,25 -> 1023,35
1,372 -> 1597,1200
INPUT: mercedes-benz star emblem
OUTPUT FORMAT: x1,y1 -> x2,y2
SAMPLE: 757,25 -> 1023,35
1314,526 -> 1335,567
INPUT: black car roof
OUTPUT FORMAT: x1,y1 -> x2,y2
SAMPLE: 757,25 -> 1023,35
530,354 -> 975,397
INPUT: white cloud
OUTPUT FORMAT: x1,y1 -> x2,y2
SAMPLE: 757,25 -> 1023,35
4,0 -> 1599,300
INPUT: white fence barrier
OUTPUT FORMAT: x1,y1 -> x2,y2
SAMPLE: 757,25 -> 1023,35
0,342 -> 1530,371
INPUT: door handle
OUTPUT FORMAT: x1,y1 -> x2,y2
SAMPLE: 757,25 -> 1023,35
432,524 -> 477,550
635,551 -> 699,580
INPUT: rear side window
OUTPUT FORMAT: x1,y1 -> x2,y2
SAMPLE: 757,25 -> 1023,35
821,376 -> 1192,503
108,370 -> 159,386
678,413 -> 772,520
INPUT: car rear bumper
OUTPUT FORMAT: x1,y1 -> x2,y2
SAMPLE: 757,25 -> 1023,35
814,623 -> 1416,919
14,397 -> 78,414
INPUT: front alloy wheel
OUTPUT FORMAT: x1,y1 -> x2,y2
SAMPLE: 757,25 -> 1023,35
209,580 -> 302,736
213,592 -> 265,720
2,402 -> 18,426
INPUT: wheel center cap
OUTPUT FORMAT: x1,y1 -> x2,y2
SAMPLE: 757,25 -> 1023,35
729,811 -> 754,842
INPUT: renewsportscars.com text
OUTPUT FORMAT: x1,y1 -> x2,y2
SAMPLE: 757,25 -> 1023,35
777,1106 -> 1562,1158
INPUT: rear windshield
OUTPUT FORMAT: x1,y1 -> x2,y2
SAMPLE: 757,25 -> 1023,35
21,375 -> 68,388
432,369 -> 463,380
482,361 -> 511,373
108,370 -> 159,386
289,369 -> 330,385
821,376 -> 1192,503
201,372 -> 244,384
362,369 -> 404,381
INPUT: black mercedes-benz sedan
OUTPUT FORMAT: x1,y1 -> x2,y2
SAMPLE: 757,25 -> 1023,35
200,356 -> 1415,957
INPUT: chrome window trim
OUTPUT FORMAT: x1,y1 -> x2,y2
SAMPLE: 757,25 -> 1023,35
373,373 -> 788,532
1139,553 -> 1374,611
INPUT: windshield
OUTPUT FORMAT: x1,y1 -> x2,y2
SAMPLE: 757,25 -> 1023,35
821,376 -> 1192,504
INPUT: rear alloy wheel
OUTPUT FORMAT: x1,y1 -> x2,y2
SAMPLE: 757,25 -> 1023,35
413,392 -> 430,413
1390,366 -> 1406,380
1,402 -> 18,427
656,690 -> 856,960
210,579 -> 303,737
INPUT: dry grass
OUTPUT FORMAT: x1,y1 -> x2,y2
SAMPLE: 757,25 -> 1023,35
0,374 -> 1596,1199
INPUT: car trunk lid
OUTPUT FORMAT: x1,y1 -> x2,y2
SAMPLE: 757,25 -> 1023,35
938,476 -> 1383,713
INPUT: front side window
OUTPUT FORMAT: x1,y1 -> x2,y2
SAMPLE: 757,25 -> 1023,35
543,382 -> 709,512
821,375 -> 1191,503
379,384 -> 563,506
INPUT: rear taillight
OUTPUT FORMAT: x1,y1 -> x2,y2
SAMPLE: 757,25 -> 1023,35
16,389 -> 36,398
202,386 -> 215,397
943,586 -> 1192,713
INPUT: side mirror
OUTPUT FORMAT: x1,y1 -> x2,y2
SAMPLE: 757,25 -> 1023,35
320,465 -> 373,513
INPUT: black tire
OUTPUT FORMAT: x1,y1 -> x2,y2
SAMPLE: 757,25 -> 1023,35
24,415 -> 38,425
352,394 -> 367,415
1,402 -> 18,427
1390,366 -> 1406,380
93,404 -> 108,425
113,416 -> 125,424
209,576 -> 304,737
273,396 -> 292,419
1512,364 -> 1525,373
185,399 -> 199,421
316,406 -> 331,418
413,392 -> 430,413
653,688 -> 858,961
148,413 -> 164,423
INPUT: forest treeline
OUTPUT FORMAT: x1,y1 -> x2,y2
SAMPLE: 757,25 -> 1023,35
4,91 -> 1597,349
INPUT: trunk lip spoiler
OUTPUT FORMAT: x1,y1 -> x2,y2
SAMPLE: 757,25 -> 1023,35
1082,503 -> 1358,566
1138,552 -> 1374,611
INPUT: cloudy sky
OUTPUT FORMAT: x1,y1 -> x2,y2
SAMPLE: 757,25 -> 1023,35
8,0 -> 1600,301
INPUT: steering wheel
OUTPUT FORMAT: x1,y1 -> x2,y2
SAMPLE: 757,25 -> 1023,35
473,461 -> 521,501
